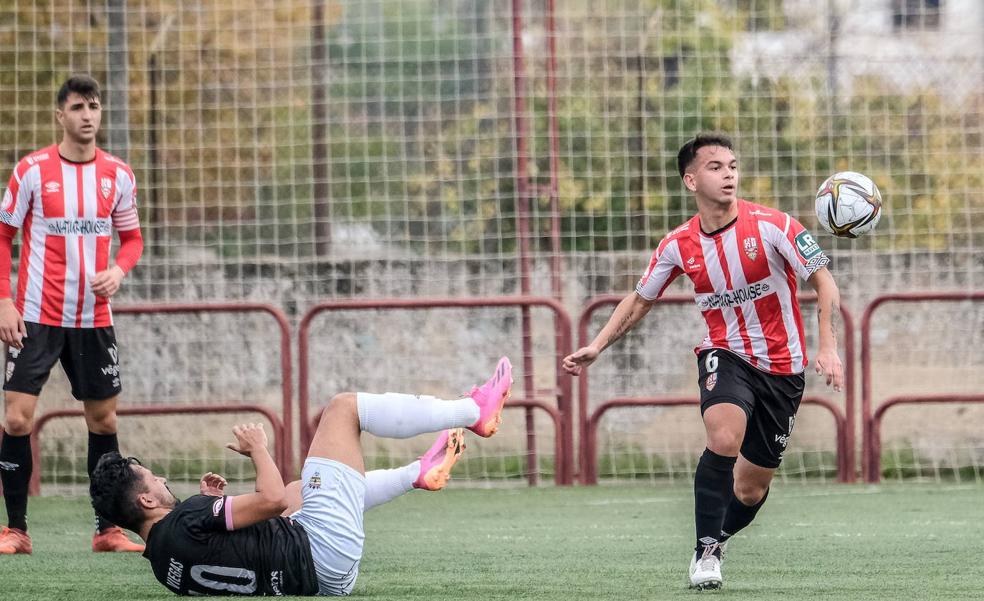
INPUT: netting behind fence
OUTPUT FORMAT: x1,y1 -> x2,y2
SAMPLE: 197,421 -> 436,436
1,0 -> 982,486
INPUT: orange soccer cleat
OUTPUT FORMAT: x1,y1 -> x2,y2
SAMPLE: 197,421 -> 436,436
413,428 -> 466,491
0,527 -> 32,555
92,526 -> 145,553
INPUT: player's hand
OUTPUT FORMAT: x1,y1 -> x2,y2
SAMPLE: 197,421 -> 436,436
91,265 -> 125,298
0,298 -> 26,349
199,472 -> 228,496
562,345 -> 600,376
815,347 -> 844,392
226,423 -> 269,457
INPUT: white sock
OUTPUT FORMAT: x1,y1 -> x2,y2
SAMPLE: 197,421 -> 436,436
364,462 -> 419,511
356,392 -> 479,439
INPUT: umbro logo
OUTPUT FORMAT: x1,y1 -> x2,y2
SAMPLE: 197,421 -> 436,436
44,181 -> 61,194
685,257 -> 702,270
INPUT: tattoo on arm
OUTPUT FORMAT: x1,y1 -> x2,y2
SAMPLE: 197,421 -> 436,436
607,313 -> 634,347
817,305 -> 838,339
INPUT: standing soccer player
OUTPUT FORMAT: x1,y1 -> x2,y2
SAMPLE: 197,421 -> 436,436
0,75 -> 144,554
563,133 -> 844,590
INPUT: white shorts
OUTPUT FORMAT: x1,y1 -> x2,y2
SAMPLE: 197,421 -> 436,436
290,457 -> 367,596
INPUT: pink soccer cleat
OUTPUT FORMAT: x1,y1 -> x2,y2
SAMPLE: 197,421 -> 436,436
413,428 -> 466,491
467,356 -> 513,438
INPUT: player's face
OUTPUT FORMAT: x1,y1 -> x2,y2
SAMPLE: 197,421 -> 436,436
56,92 -> 102,145
684,145 -> 738,206
135,465 -> 179,509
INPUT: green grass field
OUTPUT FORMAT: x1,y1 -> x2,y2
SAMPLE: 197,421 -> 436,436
2,483 -> 981,600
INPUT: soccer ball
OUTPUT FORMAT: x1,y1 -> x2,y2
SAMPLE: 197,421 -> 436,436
814,171 -> 883,238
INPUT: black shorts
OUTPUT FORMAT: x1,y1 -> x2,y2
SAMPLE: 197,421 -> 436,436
3,323 -> 122,401
697,348 -> 805,469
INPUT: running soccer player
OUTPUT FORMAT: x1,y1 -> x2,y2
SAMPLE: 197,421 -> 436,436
90,357 -> 512,596
563,133 -> 844,590
0,75 -> 144,554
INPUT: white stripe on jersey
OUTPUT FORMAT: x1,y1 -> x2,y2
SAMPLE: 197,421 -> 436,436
23,168 -> 45,324
718,228 -> 773,371
80,164 -> 98,327
698,234 -> 746,357
61,162 -> 81,326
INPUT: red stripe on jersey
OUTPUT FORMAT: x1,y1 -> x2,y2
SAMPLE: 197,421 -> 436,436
677,229 -> 714,293
40,234 -> 66,324
677,232 -> 729,348
753,291 -> 793,370
93,235 -> 111,325
712,234 -> 756,365
38,153 -> 66,324
734,218 -> 786,367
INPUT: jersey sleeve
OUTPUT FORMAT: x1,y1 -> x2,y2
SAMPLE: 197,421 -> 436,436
1,160 -> 36,230
183,494 -> 236,534
111,166 -> 140,232
635,236 -> 684,300
770,213 -> 830,280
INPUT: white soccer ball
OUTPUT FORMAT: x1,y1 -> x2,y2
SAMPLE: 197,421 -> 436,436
814,171 -> 883,238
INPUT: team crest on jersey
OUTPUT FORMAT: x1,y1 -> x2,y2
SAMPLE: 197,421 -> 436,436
307,471 -> 322,490
100,177 -> 113,200
743,237 -> 759,261
705,373 -> 718,391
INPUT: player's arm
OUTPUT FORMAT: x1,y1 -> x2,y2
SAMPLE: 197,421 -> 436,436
562,292 -> 656,375
223,423 -> 287,529
0,224 -> 26,349
0,167 -> 31,348
807,266 -> 844,392
92,169 -> 143,298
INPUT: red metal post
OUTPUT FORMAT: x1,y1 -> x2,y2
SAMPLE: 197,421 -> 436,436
29,404 -> 285,496
860,292 -> 984,482
583,395 -> 846,485
510,0 -> 539,486
870,395 -> 984,482
297,297 -> 574,485
113,303 -> 294,477
545,0 -> 563,302
577,294 -> 855,483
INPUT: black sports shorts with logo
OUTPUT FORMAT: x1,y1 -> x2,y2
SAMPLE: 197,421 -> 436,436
4,322 -> 122,401
696,348 -> 805,469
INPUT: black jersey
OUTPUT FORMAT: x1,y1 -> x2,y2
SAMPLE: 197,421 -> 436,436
143,494 -> 319,596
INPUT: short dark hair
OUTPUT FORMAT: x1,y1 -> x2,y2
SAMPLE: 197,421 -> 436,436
57,75 -> 101,107
677,132 -> 734,178
90,452 -> 147,533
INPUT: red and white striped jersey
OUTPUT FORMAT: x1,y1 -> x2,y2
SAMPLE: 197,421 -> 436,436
636,199 -> 829,375
1,144 -> 141,328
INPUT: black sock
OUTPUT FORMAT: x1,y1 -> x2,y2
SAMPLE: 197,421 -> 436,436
88,432 -> 119,532
0,432 -> 32,532
693,448 -> 736,555
721,487 -> 769,542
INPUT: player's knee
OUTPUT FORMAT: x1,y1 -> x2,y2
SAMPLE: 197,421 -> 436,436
322,392 -> 358,420
733,480 -> 768,506
3,407 -> 34,435
87,413 -> 118,435
706,430 -> 742,456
